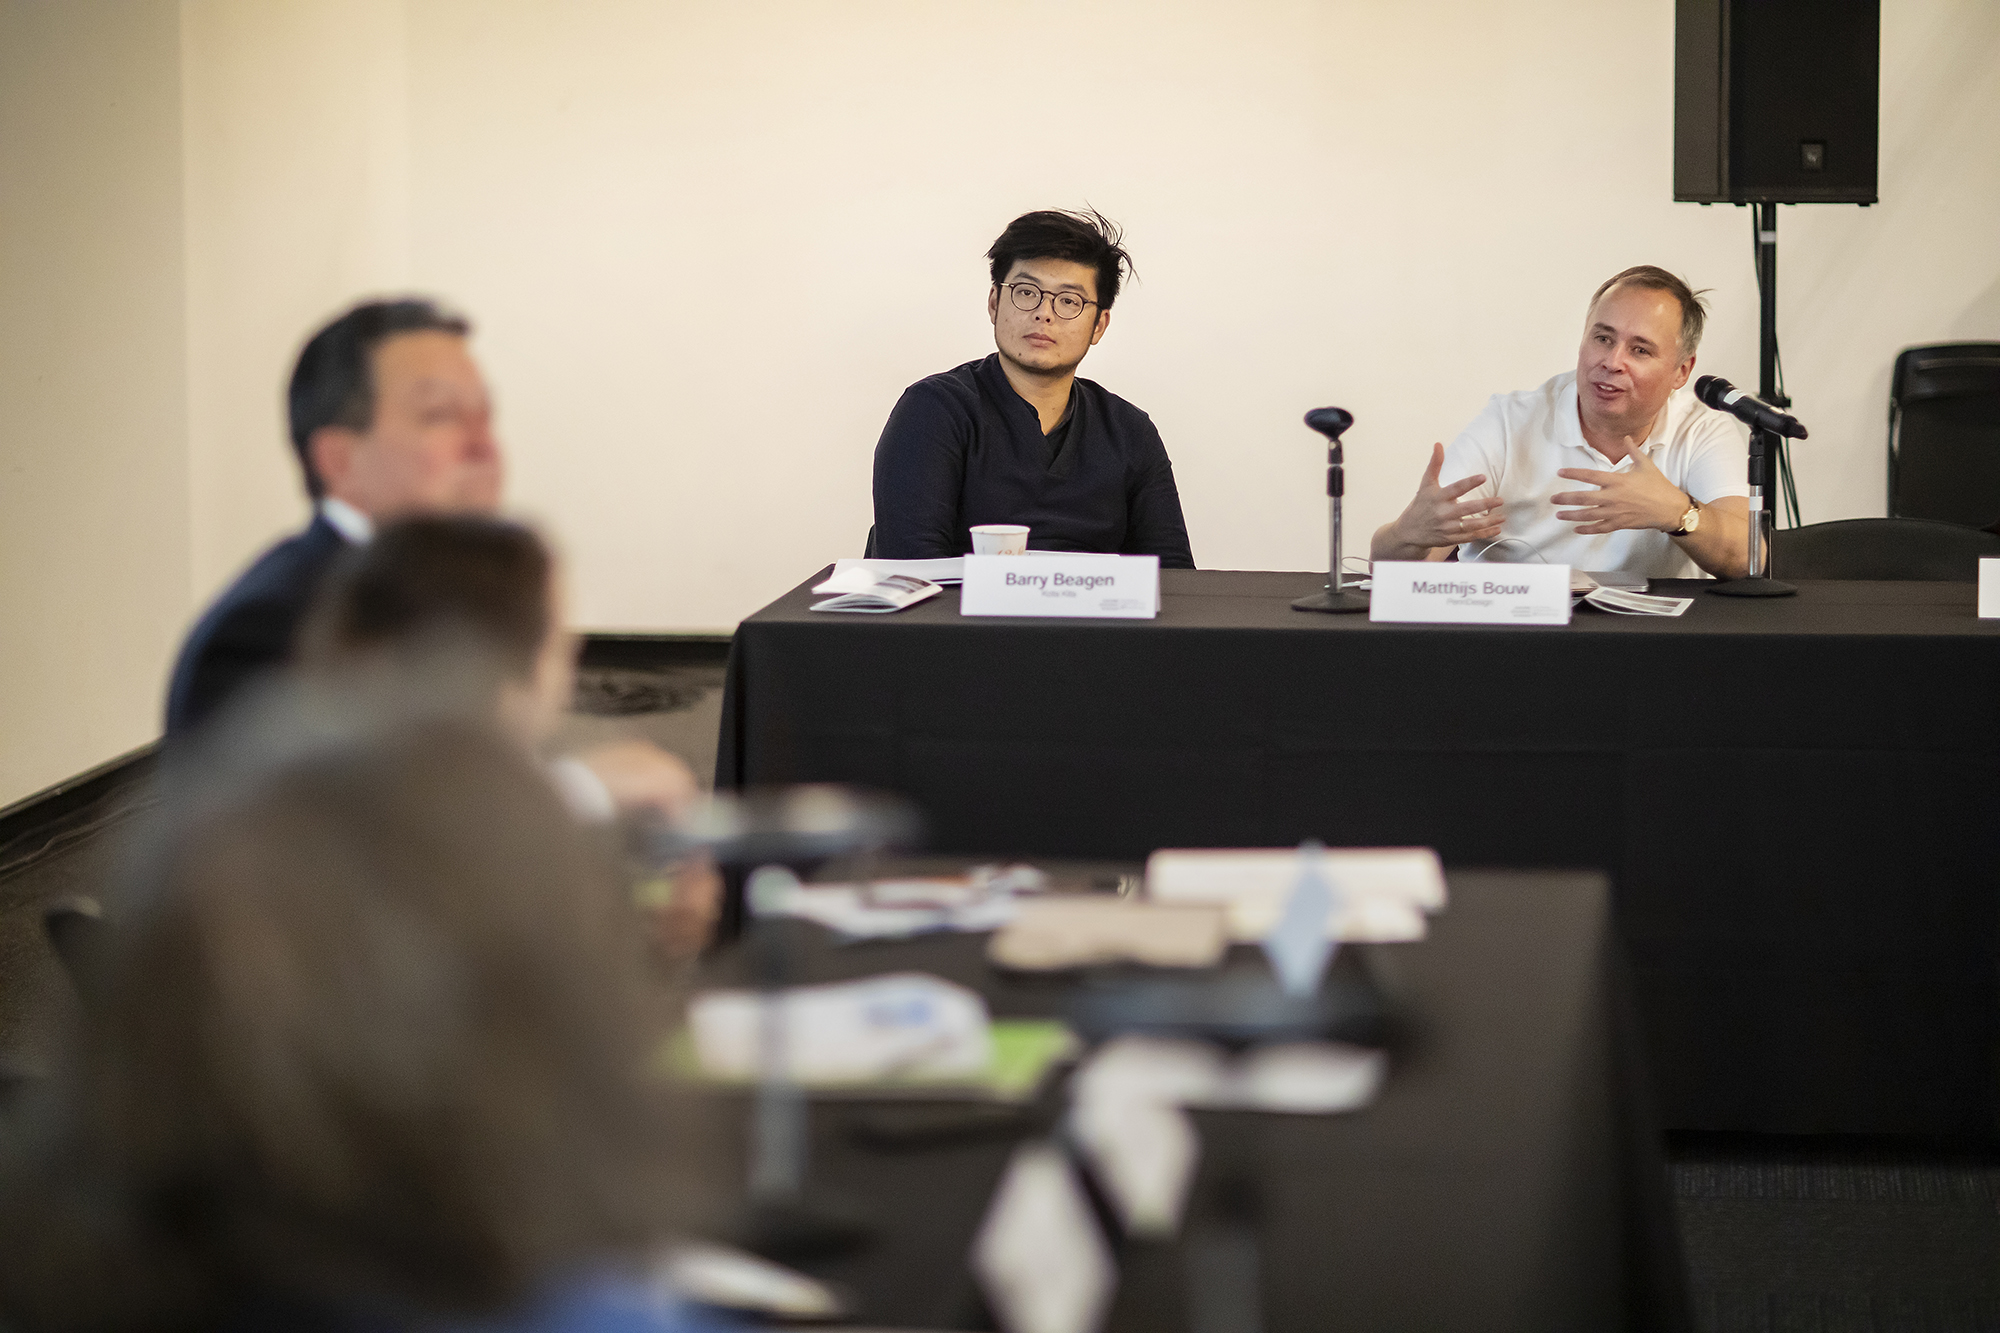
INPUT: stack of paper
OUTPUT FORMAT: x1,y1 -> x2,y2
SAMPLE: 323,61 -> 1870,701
759,865 -> 1046,940
986,898 -> 1231,970
673,973 -> 1077,1101
1583,587 -> 1694,616
814,557 -> 963,589
687,973 -> 990,1083
1144,846 -> 1447,941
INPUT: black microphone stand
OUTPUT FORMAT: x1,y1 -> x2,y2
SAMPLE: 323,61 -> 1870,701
1291,407 -> 1368,614
645,787 -> 921,1260
1709,425 -> 1797,597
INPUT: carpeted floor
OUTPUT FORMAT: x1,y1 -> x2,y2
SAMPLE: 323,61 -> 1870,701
1671,1135 -> 2000,1332
0,656 -> 727,1079
2,656 -> 1996,1330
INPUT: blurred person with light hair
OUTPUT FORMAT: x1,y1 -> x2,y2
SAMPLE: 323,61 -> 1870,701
0,711 -> 733,1333
1370,265 -> 1749,579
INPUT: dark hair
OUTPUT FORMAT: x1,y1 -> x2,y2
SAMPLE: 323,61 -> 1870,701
0,716 -> 710,1329
300,515 -> 552,684
986,209 -> 1135,311
1589,265 -> 1710,356
287,299 -> 472,499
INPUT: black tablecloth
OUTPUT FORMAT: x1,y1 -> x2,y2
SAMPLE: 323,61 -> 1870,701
699,872 -> 1686,1333
717,570 -> 2000,1137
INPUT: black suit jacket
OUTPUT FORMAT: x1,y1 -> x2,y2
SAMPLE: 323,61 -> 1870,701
164,515 -> 352,738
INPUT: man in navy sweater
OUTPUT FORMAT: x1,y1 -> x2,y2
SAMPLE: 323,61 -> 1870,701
870,210 -> 1194,566
164,299 -> 503,737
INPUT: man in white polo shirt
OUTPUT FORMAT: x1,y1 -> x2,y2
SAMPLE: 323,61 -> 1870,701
1370,265 -> 1749,579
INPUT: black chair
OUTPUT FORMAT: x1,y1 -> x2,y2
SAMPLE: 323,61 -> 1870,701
1771,517 -> 2000,581
43,895 -> 110,1006
1888,342 -> 2000,528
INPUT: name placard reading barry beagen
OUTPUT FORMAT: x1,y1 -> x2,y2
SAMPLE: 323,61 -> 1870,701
1368,561 -> 1571,625
959,553 -> 1160,619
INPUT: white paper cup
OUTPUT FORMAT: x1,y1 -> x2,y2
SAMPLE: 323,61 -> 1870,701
970,524 -> 1030,556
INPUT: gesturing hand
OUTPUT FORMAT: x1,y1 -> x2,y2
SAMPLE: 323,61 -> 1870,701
1389,443 -> 1506,551
1551,448 -> 1688,535
575,739 -> 701,822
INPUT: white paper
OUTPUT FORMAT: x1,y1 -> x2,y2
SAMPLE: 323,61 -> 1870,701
1068,1083 -> 1204,1238
809,573 -> 942,614
1066,1036 -> 1384,1238
816,557 -> 964,590
1980,559 -> 2000,618
760,882 -> 1022,940
1369,560 -> 1572,625
972,1142 -> 1117,1333
756,866 -> 1046,941
959,553 -> 1160,619
1584,587 -> 1692,617
655,1240 -> 844,1320
1222,1043 -> 1387,1113
688,973 -> 990,1082
1145,847 -> 1443,941
1075,1036 -> 1385,1117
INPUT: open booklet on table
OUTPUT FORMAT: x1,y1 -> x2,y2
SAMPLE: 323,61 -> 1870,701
809,572 -> 943,614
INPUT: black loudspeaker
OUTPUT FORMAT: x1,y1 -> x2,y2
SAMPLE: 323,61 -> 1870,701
1674,0 -> 1879,204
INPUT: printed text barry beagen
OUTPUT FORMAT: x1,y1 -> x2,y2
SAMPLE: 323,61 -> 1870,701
1004,571 -> 1116,592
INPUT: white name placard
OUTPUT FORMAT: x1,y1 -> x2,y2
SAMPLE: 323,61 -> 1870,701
1980,558 -> 2000,618
1369,561 -> 1572,625
959,553 -> 1159,619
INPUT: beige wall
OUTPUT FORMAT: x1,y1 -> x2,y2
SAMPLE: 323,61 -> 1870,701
3,0 -> 1997,800
382,0 -> 2000,627
181,0 -> 414,597
0,0 -> 188,806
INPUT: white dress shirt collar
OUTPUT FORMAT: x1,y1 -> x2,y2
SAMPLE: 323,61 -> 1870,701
318,496 -> 375,544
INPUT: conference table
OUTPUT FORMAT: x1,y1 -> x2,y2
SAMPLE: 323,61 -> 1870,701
698,870 -> 1688,1333
715,569 -> 2000,1138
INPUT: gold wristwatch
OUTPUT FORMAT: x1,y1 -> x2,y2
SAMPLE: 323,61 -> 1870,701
1670,494 -> 1701,537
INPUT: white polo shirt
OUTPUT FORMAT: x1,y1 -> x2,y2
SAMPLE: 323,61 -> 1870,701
1439,371 -> 1748,578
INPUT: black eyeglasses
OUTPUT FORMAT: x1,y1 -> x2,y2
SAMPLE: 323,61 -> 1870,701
1001,282 -> 1097,321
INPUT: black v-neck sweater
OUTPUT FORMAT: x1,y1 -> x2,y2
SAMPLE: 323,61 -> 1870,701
870,354 -> 1195,566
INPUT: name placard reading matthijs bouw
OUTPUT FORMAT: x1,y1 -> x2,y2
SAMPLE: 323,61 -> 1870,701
1368,561 -> 1571,625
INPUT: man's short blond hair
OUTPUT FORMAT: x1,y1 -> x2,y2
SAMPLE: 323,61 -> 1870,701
1589,265 -> 1710,357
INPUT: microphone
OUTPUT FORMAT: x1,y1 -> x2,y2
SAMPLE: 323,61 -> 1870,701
1304,407 -> 1354,440
1694,376 -> 1808,439
1291,406 -> 1367,613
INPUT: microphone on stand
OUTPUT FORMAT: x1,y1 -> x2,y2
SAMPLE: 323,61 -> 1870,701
643,786 -> 921,1261
1291,407 -> 1369,614
1695,376 -> 1808,440
1695,377 -> 1805,598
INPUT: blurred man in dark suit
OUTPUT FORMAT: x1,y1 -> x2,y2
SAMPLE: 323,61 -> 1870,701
164,298 -> 502,736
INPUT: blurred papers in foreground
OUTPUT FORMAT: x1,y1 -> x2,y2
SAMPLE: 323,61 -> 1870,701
672,973 -> 1075,1101
1145,846 -> 1446,941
